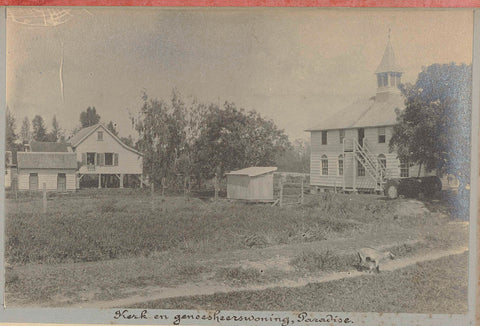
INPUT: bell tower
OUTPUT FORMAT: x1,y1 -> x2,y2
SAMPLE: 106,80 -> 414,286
375,30 -> 403,100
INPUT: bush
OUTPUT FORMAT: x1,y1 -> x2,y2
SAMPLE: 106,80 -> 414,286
290,250 -> 358,273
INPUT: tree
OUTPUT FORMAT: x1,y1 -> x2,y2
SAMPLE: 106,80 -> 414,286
120,135 -> 135,148
106,121 -> 119,137
46,115 -> 63,142
135,90 -> 290,187
20,116 -> 31,144
80,106 -> 101,128
32,115 -> 48,142
135,94 -> 176,186
276,139 -> 311,173
5,107 -> 17,152
389,63 -> 472,217
195,102 -> 290,179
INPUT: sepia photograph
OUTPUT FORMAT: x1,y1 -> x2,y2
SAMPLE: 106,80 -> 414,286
2,6 -> 476,320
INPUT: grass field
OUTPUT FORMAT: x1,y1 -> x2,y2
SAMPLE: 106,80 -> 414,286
5,189 -> 457,264
4,189 -> 470,309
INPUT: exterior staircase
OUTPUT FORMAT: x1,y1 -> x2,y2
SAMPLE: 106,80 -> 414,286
343,138 -> 386,192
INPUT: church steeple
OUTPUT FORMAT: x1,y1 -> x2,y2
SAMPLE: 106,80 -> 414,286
375,30 -> 403,98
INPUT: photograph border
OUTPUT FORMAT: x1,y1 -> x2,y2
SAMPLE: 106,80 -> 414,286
0,4 -> 478,326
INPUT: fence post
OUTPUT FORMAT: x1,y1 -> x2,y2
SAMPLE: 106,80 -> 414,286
214,173 -> 219,201
184,175 -> 187,198
150,182 -> 154,211
162,177 -> 166,213
301,177 -> 304,204
42,183 -> 47,214
279,177 -> 283,207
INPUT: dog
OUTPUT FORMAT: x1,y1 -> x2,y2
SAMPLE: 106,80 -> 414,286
357,247 -> 394,273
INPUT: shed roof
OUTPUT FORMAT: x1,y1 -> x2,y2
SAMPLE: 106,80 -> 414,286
226,167 -> 277,177
30,141 -> 69,152
306,92 -> 404,132
17,152 -> 77,170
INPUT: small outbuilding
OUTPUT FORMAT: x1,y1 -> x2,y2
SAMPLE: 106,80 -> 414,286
17,142 -> 77,191
226,167 -> 277,202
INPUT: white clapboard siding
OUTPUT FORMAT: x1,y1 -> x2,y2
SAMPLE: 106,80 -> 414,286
310,126 -> 407,188
17,169 -> 76,191
75,125 -> 142,175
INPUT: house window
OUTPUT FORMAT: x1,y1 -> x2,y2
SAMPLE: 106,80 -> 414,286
357,158 -> 365,177
339,130 -> 345,144
321,155 -> 328,176
400,158 -> 412,178
105,153 -> 113,166
97,131 -> 103,141
338,154 -> 344,176
378,127 -> 386,143
87,152 -> 96,165
322,131 -> 328,145
378,154 -> 386,175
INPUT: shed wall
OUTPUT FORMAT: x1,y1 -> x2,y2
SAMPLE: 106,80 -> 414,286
227,175 -> 250,200
248,173 -> 274,200
227,173 -> 274,201
18,169 -> 76,191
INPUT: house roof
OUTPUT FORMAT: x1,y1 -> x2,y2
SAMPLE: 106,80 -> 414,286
17,152 -> 77,170
226,167 -> 277,177
306,92 -> 405,132
30,141 -> 69,152
67,124 -> 99,147
375,38 -> 403,74
68,123 -> 143,156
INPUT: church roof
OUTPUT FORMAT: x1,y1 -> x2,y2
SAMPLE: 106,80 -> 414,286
375,39 -> 403,74
305,92 -> 405,131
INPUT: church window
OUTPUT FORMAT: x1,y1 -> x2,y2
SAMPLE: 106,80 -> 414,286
322,131 -> 328,145
321,155 -> 328,176
378,127 -> 386,143
339,130 -> 345,144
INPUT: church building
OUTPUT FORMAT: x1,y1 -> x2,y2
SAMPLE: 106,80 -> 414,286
306,35 -> 431,193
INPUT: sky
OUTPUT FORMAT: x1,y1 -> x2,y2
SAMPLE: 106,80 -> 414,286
6,8 -> 474,141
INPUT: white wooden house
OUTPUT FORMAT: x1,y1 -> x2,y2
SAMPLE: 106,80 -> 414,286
68,123 -> 143,188
306,37 -> 433,193
17,142 -> 77,191
226,167 -> 277,201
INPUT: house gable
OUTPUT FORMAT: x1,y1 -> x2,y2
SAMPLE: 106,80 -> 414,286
72,124 -> 143,175
69,124 -> 142,156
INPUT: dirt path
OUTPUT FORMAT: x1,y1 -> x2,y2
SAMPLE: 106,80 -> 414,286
69,246 -> 468,309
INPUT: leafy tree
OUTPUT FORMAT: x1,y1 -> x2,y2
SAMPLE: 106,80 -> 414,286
106,121 -> 119,137
80,106 -> 101,128
46,115 -> 63,142
32,115 -> 48,142
389,63 -> 471,218
120,135 -> 135,148
20,116 -> 31,144
135,90 -> 290,187
135,94 -> 178,186
5,107 -> 17,152
195,102 -> 290,179
276,139 -> 310,173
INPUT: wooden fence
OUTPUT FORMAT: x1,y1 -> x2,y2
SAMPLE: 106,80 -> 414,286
273,173 -> 309,207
